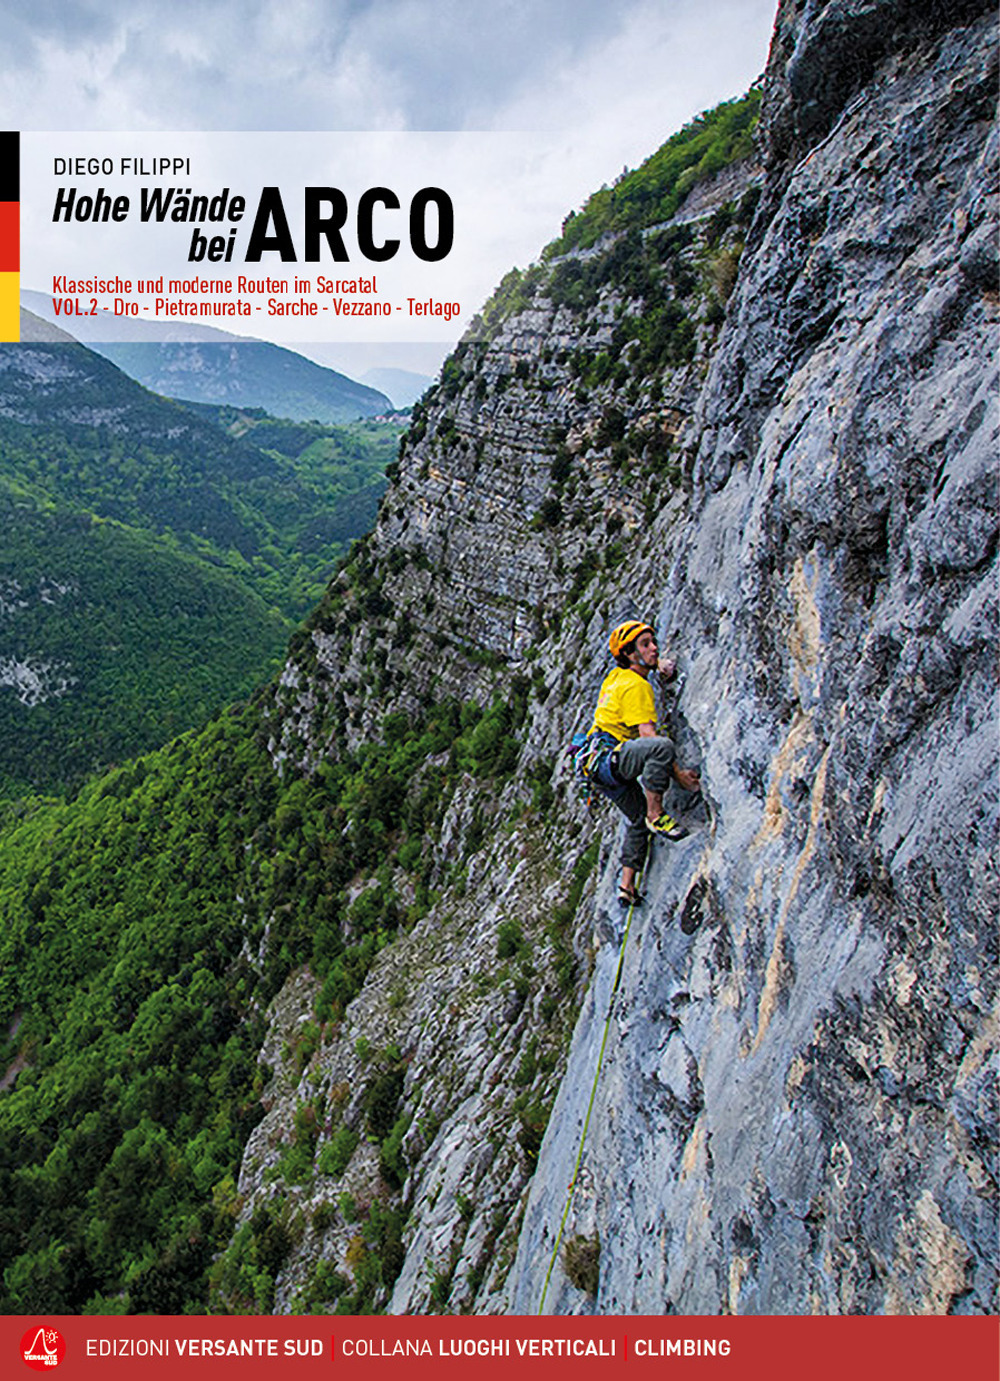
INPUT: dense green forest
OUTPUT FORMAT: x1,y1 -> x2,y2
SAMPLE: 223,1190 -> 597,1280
0,497 -> 288,796
0,351 -> 401,795
178,406 -> 400,609
0,385 -> 400,621
0,681 -> 539,1314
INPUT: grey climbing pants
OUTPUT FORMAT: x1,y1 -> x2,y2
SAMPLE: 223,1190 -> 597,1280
613,735 -> 677,870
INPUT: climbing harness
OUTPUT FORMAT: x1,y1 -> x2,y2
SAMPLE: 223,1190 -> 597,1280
568,729 -> 631,808
536,873 -> 642,1314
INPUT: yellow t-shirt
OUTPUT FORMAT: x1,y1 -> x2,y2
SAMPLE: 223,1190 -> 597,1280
591,667 -> 656,742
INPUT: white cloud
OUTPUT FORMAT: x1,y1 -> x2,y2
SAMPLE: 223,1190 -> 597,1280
3,0 -> 775,134
9,0 -> 778,372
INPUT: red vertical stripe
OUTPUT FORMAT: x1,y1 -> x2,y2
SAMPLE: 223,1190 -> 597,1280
0,202 -> 19,271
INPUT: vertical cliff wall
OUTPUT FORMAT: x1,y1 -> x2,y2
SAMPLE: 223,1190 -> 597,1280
509,0 -> 998,1315
234,0 -> 997,1316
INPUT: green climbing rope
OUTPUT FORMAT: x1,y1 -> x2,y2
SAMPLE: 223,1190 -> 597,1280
537,878 -> 640,1314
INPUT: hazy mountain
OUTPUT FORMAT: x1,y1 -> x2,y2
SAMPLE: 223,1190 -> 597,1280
359,367 -> 432,409
20,290 -> 392,423
18,306 -> 77,344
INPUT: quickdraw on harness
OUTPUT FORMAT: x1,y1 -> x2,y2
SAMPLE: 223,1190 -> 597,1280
567,729 -> 630,809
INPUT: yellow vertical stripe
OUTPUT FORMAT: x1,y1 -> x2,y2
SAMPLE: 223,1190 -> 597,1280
0,273 -> 19,341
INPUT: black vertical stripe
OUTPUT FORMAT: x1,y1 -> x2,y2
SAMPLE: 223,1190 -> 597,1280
0,132 -> 19,202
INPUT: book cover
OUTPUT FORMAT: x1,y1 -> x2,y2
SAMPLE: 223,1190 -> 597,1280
0,2 -> 996,1375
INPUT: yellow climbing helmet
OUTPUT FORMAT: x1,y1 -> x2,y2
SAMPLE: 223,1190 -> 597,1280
608,620 -> 654,659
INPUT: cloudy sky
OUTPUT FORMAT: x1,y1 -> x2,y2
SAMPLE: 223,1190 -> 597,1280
8,0 -> 778,376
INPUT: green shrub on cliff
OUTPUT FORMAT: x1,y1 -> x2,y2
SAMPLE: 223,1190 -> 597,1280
547,90 -> 760,254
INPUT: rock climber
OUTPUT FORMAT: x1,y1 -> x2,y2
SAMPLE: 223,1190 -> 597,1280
584,619 -> 701,909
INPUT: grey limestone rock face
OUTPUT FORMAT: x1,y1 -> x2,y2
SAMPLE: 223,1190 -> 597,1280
509,3 -> 998,1316
237,0 -> 997,1317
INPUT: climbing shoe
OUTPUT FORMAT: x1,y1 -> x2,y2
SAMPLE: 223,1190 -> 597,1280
618,884 -> 644,909
645,812 -> 689,841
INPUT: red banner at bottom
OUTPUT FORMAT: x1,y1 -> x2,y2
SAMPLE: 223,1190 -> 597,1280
5,1314 -> 998,1380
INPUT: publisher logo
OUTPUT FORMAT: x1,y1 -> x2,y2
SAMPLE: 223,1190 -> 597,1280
20,1327 -> 66,1371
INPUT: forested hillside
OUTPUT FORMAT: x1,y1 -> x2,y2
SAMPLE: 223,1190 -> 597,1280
0,336 -> 399,794
0,688 -> 536,1312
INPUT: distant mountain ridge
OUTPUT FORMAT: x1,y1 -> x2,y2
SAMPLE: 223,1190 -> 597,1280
20,290 -> 392,423
359,367 -> 432,409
